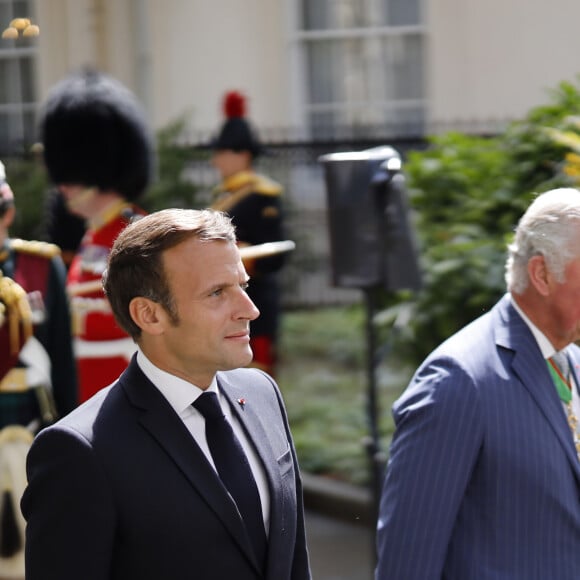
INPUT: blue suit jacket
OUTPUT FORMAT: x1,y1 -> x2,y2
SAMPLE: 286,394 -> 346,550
22,358 -> 311,580
376,294 -> 580,579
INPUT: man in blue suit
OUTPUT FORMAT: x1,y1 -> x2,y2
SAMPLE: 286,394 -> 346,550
21,208 -> 311,580
376,187 -> 580,579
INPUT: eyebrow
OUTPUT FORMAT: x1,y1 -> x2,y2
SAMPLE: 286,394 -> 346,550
203,276 -> 250,295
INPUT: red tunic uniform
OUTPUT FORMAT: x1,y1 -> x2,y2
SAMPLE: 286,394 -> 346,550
67,202 -> 145,402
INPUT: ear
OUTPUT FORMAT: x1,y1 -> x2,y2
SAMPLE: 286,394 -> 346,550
527,254 -> 551,296
128,297 -> 167,336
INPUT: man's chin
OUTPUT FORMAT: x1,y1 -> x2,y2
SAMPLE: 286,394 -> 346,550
239,351 -> 255,369
64,187 -> 97,217
218,351 -> 254,372
64,200 -> 88,218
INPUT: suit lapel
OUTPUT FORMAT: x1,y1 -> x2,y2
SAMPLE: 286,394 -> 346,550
217,373 -> 282,526
495,297 -> 580,484
119,360 -> 260,572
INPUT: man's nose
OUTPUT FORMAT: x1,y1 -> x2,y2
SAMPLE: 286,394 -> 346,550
240,289 -> 260,321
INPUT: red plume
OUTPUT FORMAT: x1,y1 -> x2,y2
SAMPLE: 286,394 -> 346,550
223,91 -> 246,119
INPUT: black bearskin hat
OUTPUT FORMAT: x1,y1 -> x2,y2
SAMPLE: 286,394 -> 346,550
213,91 -> 262,157
40,68 -> 154,201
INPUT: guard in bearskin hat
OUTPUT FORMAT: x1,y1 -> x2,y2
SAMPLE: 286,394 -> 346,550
210,91 -> 288,376
0,160 -> 77,578
40,68 -> 155,402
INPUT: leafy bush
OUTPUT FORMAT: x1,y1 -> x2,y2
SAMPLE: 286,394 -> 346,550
381,79 -> 580,365
3,155 -> 48,240
278,305 -> 410,486
143,116 -> 202,212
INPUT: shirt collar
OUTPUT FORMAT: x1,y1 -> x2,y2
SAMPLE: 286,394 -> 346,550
136,348 -> 219,414
510,294 -> 558,359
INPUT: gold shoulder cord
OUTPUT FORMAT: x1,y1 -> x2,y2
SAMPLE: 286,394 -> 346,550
9,238 -> 61,259
0,273 -> 33,355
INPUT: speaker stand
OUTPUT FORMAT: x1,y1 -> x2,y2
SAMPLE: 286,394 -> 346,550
362,285 -> 388,571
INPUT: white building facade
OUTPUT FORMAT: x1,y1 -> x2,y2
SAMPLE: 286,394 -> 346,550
1,0 -> 580,152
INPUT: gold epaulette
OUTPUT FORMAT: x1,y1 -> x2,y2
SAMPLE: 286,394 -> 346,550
0,272 -> 33,355
252,174 -> 283,197
216,171 -> 283,198
10,238 -> 61,259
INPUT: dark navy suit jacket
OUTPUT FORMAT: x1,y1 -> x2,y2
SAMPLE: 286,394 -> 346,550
376,294 -> 580,579
21,359 -> 311,580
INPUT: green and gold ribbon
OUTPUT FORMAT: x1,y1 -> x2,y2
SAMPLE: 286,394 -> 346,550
547,358 -> 572,404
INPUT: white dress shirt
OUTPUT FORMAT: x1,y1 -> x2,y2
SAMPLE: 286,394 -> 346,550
511,296 -> 580,434
136,349 -> 271,532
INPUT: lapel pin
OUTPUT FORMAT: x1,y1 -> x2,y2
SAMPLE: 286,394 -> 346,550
237,398 -> 246,409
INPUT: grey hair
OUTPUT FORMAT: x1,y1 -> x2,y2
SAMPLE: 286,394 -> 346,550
506,188 -> 580,294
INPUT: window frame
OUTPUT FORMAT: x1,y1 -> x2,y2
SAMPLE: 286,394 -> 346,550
0,0 -> 39,154
287,0 -> 426,139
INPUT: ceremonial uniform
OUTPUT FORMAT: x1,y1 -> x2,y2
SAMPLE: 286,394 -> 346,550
210,91 -> 292,375
0,154 -> 78,579
0,239 -> 76,577
0,238 -> 77,429
39,68 -> 155,403
44,188 -> 85,269
67,202 -> 145,403
212,170 -> 286,372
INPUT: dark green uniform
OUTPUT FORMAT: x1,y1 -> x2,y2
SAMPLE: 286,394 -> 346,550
0,239 -> 77,430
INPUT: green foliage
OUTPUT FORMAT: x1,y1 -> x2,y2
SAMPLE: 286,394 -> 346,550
144,116 -> 202,212
278,305 -> 411,486
381,79 -> 580,364
3,157 -> 49,240
281,304 -> 366,367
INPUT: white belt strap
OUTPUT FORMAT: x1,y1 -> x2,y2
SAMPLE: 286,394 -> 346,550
74,337 -> 137,360
19,337 -> 51,390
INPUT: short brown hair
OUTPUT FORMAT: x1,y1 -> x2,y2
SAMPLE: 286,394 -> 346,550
103,208 -> 236,340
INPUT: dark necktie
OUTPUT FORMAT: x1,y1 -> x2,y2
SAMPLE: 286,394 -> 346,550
193,392 -> 267,569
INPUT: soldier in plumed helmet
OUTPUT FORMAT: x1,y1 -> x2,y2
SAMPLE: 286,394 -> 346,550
39,68 -> 155,403
210,90 -> 288,377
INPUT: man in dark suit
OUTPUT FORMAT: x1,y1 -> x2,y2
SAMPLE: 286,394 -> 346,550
21,208 -> 311,580
376,187 -> 580,579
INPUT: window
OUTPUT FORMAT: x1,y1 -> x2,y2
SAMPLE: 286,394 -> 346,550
295,0 -> 425,138
0,0 -> 38,154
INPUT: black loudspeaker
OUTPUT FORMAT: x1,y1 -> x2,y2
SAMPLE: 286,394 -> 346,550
319,146 -> 421,291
